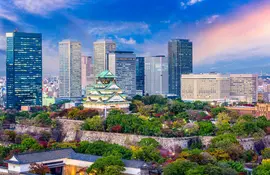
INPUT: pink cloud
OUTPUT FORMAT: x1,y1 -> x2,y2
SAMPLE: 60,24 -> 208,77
194,1 -> 270,65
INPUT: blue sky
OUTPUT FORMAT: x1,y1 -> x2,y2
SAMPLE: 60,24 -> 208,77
0,0 -> 270,75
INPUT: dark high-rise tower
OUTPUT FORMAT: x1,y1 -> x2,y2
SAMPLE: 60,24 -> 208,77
6,32 -> 42,109
168,39 -> 193,97
136,57 -> 145,95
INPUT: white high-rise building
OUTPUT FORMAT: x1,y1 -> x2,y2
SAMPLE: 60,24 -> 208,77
230,74 -> 258,103
108,51 -> 136,97
59,40 -> 82,99
93,40 -> 116,78
181,73 -> 230,102
144,55 -> 168,96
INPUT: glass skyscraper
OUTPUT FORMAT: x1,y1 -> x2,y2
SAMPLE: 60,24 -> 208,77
168,39 -> 193,97
6,32 -> 42,109
136,57 -> 145,95
108,51 -> 137,97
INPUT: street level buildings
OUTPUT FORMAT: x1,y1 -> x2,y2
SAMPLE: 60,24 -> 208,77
181,73 -> 230,102
168,39 -> 193,97
93,40 -> 116,79
136,57 -> 145,96
230,74 -> 258,103
6,32 -> 42,109
108,51 -> 137,97
144,55 -> 168,96
59,40 -> 82,99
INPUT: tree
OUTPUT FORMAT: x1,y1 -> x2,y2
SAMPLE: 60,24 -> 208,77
77,109 -> 99,120
198,121 -> 215,136
142,95 -> 167,105
131,145 -> 164,163
67,108 -> 80,119
211,107 -> 227,117
169,101 -> 186,115
163,160 -> 198,175
21,137 -> 42,151
82,116 -> 104,131
86,156 -> 125,175
253,161 -> 270,175
34,112 -> 52,126
29,163 -> 50,175
176,112 -> 190,121
262,148 -> 270,159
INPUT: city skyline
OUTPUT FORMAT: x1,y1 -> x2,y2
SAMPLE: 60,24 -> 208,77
0,0 -> 270,75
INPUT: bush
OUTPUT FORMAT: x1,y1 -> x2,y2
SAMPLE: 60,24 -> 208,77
198,121 -> 215,136
138,138 -> 160,148
33,113 -> 52,127
77,141 -> 132,160
163,160 -> 198,175
82,116 -> 104,131
86,155 -> 125,174
4,130 -> 16,142
262,148 -> 270,159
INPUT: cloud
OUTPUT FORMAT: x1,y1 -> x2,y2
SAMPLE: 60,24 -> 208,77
181,0 -> 204,9
194,2 -> 270,65
87,21 -> 150,37
115,36 -> 137,45
12,0 -> 81,15
0,8 -> 18,22
206,15 -> 220,24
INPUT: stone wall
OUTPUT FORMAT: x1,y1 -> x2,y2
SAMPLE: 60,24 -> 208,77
13,119 -> 270,152
15,124 -> 52,134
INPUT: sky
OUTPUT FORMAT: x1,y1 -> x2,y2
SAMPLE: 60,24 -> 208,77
0,0 -> 270,76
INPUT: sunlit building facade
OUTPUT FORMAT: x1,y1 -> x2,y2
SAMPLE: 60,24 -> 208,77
6,32 -> 42,109
144,55 -> 168,96
59,40 -> 82,99
93,40 -> 116,79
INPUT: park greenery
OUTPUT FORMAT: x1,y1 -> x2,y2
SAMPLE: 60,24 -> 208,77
0,95 -> 270,174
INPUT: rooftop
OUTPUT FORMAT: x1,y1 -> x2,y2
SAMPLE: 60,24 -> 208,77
96,70 -> 116,78
5,148 -> 146,168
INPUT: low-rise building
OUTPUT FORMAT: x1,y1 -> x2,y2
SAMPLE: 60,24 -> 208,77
2,149 -> 150,175
181,73 -> 230,102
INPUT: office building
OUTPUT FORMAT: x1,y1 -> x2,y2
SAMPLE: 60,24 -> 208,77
230,74 -> 258,103
168,39 -> 193,97
59,40 -> 82,99
181,73 -> 230,102
93,40 -> 116,78
108,51 -> 136,97
136,57 -> 145,95
144,55 -> 168,96
81,56 -> 94,89
6,32 -> 42,109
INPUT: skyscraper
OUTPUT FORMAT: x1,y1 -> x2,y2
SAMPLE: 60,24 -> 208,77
144,56 -> 168,96
6,31 -> 42,109
136,57 -> 145,95
168,39 -> 193,97
108,51 -> 136,97
93,40 -> 116,78
81,56 -> 94,89
59,40 -> 82,99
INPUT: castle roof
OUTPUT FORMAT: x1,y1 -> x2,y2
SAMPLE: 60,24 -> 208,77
96,70 -> 116,78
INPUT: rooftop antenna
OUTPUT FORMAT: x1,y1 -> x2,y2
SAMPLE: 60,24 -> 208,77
14,28 -> 18,32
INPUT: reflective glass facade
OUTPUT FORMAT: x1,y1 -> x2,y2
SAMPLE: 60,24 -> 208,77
6,32 -> 42,109
168,39 -> 193,97
136,57 -> 145,95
